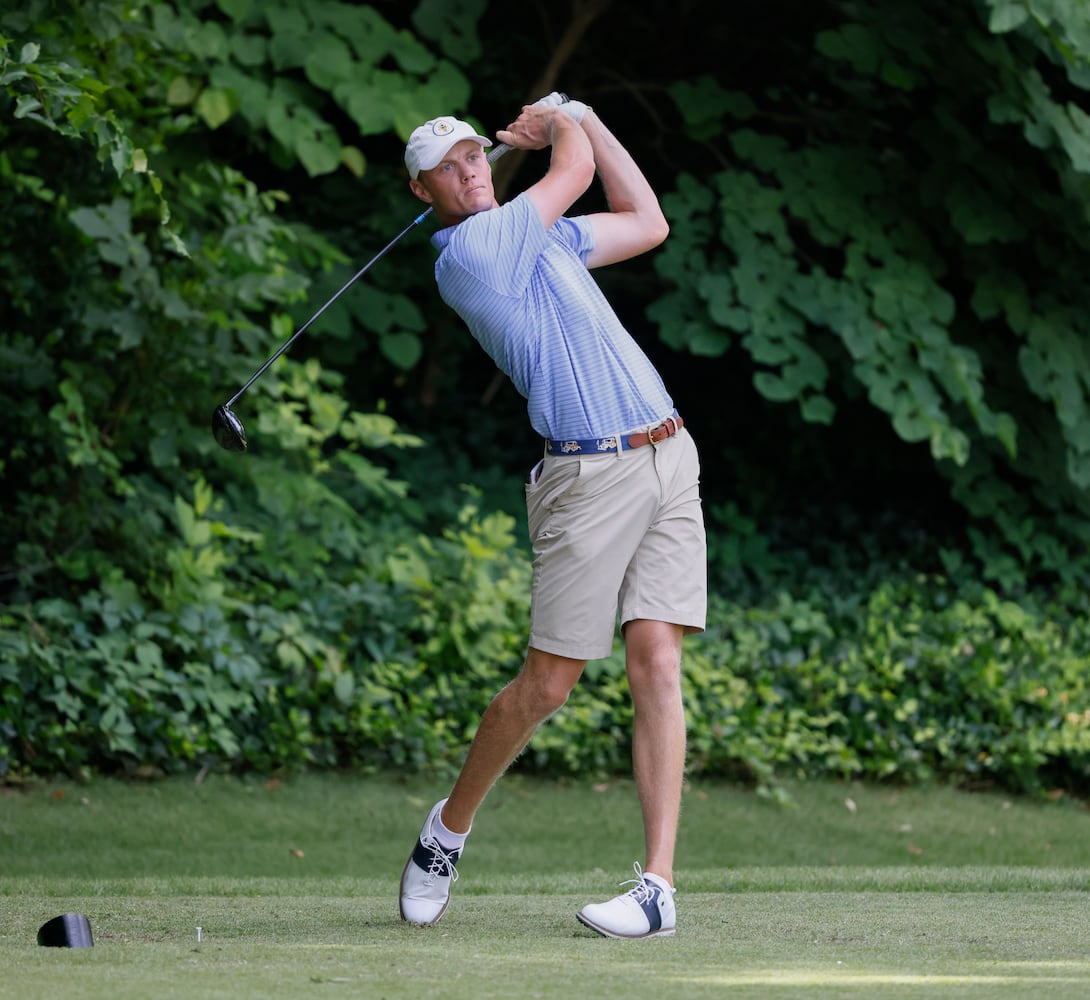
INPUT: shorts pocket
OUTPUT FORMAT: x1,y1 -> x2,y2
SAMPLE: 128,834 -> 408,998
526,458 -> 590,540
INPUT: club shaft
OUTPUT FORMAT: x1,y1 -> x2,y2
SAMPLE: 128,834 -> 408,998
226,213 -> 429,407
225,142 -> 512,408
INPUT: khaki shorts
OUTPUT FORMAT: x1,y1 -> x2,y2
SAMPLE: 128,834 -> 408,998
524,427 -> 707,661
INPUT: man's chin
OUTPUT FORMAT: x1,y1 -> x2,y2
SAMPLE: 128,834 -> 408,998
439,197 -> 495,226
458,203 -> 494,220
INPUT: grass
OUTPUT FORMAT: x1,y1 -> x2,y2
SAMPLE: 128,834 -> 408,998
1,773 -> 1088,998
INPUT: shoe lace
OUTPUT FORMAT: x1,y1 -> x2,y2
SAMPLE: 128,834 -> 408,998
617,861 -> 655,904
421,835 -> 460,886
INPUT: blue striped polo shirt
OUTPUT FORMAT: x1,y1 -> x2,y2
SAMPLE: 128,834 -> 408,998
430,192 -> 674,441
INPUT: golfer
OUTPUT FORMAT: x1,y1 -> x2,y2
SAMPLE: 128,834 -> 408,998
398,94 -> 707,939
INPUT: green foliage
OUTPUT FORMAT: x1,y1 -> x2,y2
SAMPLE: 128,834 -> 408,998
0,22 -> 183,252
137,0 -> 483,387
5,518 -> 1089,796
2,0 -> 1089,798
0,0 -> 458,777
0,499 -> 531,778
152,0 -> 473,174
683,579 -> 1090,795
654,0 -> 1090,583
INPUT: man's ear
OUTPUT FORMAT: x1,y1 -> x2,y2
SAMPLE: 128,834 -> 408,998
409,178 -> 433,204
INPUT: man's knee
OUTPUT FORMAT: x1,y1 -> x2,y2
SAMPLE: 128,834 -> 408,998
625,621 -> 684,694
514,648 -> 585,716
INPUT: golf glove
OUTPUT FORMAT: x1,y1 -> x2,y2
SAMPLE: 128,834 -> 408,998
535,91 -> 590,124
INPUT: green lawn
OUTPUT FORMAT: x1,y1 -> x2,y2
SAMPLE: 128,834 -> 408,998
1,774 -> 1088,998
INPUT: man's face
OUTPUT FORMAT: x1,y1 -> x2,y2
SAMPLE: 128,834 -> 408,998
410,139 -> 496,225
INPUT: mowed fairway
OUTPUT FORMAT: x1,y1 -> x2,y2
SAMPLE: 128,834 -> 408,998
1,774 -> 1088,999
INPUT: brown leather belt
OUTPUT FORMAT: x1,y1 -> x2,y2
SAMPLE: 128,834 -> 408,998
545,415 -> 684,456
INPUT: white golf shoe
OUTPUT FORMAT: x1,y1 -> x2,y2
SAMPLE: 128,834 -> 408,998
399,799 -> 461,925
577,863 -> 677,938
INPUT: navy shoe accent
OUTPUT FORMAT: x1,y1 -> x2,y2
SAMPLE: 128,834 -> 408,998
412,837 -> 459,872
638,885 -> 664,932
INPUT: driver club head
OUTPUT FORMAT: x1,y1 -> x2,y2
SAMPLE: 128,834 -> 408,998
212,404 -> 247,452
37,913 -> 94,948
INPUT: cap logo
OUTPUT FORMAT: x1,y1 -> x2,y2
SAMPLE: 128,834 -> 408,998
432,119 -> 454,136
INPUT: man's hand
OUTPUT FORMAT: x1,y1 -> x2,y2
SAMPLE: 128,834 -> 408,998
496,104 -> 568,150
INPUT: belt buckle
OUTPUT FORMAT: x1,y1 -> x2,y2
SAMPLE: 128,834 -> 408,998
650,416 -> 678,450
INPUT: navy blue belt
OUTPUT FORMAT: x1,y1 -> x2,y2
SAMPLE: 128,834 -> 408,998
545,415 -> 684,457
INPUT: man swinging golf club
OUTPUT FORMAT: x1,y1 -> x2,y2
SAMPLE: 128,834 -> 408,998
398,93 -> 707,939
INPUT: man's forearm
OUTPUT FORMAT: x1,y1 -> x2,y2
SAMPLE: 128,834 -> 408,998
581,109 -> 664,224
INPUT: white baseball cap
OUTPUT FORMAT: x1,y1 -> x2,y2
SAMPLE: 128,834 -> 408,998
405,116 -> 492,179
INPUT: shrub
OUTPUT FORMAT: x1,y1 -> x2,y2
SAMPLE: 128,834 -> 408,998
5,509 -> 1088,797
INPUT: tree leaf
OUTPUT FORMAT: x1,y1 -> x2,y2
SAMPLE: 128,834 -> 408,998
411,0 -> 485,63
380,332 -> 423,370
196,87 -> 237,130
801,395 -> 836,425
340,145 -> 366,177
14,95 -> 42,119
753,371 -> 797,403
304,32 -> 355,90
988,2 -> 1030,33
216,0 -> 254,23
166,75 -> 200,106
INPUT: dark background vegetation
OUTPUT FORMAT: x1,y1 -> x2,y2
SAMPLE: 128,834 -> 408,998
1,0 -> 1088,794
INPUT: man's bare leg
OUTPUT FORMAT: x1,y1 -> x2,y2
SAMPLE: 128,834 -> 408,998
400,647 -> 585,924
624,619 -> 686,885
440,647 -> 586,833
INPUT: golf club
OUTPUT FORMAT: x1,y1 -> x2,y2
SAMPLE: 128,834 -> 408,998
211,139 -> 514,452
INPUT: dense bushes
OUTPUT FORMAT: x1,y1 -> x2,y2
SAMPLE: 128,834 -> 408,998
683,577 -> 1090,795
4,488 -> 1088,796
0,484 -> 525,777
2,2 -> 1089,798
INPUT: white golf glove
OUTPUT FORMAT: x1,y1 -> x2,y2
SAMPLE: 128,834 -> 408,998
534,91 -> 590,124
